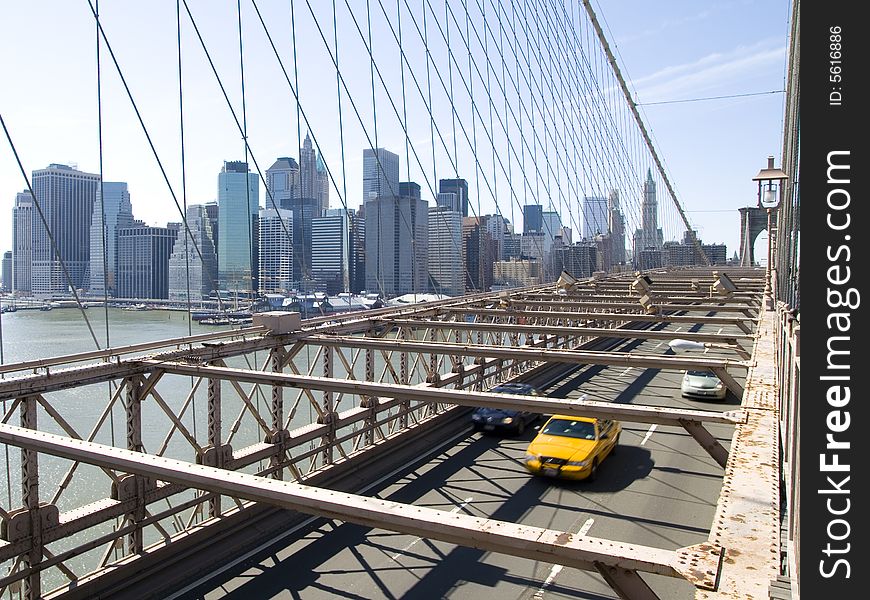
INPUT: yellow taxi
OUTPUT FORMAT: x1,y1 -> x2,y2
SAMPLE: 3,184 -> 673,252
523,415 -> 620,481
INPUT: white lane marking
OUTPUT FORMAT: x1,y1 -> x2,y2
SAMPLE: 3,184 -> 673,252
675,327 -> 682,332
654,342 -> 663,349
620,367 -> 633,377
533,519 -> 594,599
641,424 -> 658,445
390,497 -> 473,561
716,327 -> 722,334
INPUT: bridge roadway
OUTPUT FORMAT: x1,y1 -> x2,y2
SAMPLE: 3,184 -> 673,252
174,318 -> 745,600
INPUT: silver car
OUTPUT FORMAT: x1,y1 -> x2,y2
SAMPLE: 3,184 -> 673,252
681,370 -> 727,400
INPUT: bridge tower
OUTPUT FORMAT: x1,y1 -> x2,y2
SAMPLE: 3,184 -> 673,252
738,206 -> 768,266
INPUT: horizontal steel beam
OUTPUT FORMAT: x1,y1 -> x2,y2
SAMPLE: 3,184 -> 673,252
139,361 -> 744,428
379,318 -> 751,345
437,307 -> 755,328
308,335 -> 749,373
0,423 -> 718,589
497,299 -> 757,314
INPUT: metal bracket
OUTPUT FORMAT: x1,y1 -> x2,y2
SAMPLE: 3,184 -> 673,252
673,542 -> 724,590
196,444 -> 234,469
0,503 -> 59,542
111,473 -> 158,501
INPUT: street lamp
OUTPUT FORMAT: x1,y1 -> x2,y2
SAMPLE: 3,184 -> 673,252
752,156 -> 788,309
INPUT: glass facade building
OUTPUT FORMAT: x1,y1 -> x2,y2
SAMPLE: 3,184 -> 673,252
218,161 -> 259,293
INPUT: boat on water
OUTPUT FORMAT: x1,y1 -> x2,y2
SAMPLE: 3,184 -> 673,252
198,317 -> 253,326
122,303 -> 150,311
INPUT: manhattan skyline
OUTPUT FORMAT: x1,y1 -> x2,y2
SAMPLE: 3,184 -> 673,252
0,1 -> 789,259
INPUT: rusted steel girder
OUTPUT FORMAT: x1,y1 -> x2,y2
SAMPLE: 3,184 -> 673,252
305,336 -> 749,398
486,298 -> 758,316
0,424 -> 723,598
436,307 -> 756,334
377,319 -> 751,357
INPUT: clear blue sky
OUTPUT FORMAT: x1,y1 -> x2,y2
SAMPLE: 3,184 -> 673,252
0,0 -> 792,258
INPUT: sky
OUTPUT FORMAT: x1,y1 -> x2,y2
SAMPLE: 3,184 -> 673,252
0,0 -> 793,260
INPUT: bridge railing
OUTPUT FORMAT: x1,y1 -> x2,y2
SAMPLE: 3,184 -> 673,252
775,302 -> 800,594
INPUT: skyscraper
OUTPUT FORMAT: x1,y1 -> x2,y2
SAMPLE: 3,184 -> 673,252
298,133 -> 321,209
633,169 -> 664,266
31,164 -> 100,295
608,190 -> 626,266
315,153 -> 329,213
436,192 -> 461,213
116,225 -> 178,299
168,204 -> 218,302
427,206 -> 463,296
217,161 -> 259,293
438,178 -> 469,216
12,191 -> 33,294
523,204 -> 543,234
364,194 -> 428,296
265,157 -> 299,211
349,208 -> 366,293
88,182 -> 134,296
1,251 -> 12,293
363,148 -> 400,200
258,208 -> 294,293
582,196 -> 609,239
284,196 -> 319,285
311,209 -> 350,295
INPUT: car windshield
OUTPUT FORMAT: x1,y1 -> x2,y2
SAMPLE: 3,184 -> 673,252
687,370 -> 717,377
541,419 -> 596,440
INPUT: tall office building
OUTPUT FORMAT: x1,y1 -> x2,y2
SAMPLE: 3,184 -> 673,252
315,153 -> 329,213
554,243 -> 598,279
484,214 -> 509,261
311,208 -> 350,295
427,206 -> 463,296
435,192 -> 461,213
363,148 -> 400,200
399,182 -> 421,201
438,178 -> 469,216
633,169 -> 664,266
265,157 -> 299,211
582,196 -> 609,239
30,164 -> 100,295
364,194 -> 428,297
608,190 -> 626,266
168,204 -> 218,302
1,251 -> 11,293
283,196 -> 319,285
217,161 -> 259,293
12,191 -> 33,294
349,209 -> 366,293
523,204 -> 543,234
463,217 -> 496,292
542,210 -> 562,239
116,225 -> 177,299
298,134 -> 317,206
258,208 -> 294,293
88,182 -> 134,296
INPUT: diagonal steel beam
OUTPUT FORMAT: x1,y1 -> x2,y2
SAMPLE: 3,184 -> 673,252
0,423 -> 721,597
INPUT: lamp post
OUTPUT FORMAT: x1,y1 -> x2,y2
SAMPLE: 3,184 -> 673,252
752,156 -> 788,310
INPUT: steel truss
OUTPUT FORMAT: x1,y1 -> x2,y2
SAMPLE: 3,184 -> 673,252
0,269 -> 766,599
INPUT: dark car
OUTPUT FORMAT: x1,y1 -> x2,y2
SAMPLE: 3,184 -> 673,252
471,383 -> 541,435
